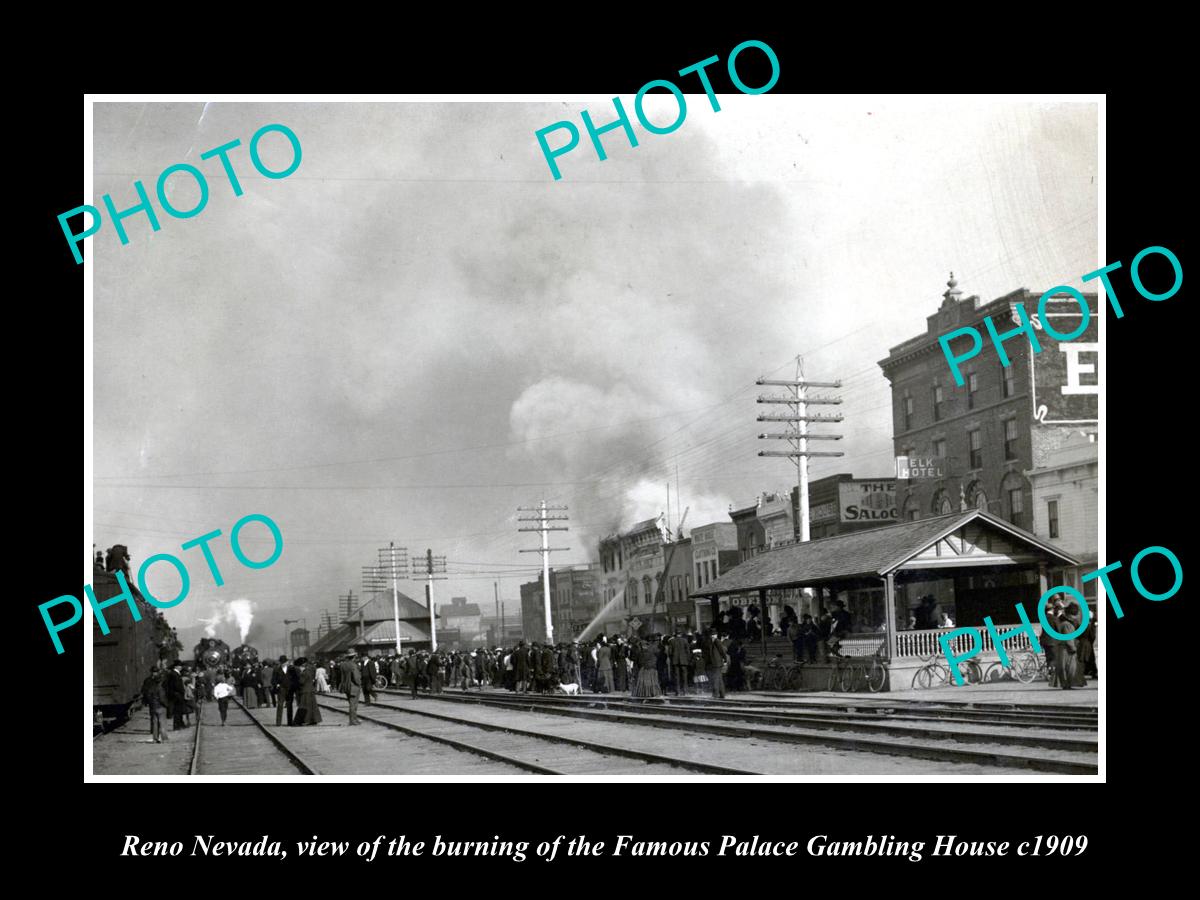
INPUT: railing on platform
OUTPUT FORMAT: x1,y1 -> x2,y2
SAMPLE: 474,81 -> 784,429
894,626 -> 1038,659
838,634 -> 886,657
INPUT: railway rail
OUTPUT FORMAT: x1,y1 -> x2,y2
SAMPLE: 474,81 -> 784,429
316,695 -> 747,775
373,688 -> 1097,775
191,698 -> 316,775
404,687 -> 1098,730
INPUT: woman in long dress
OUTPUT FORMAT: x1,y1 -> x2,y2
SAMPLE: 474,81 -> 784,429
315,663 -> 329,694
292,659 -> 323,726
633,640 -> 663,698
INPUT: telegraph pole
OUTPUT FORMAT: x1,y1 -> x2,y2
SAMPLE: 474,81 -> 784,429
757,357 -> 844,544
518,500 -> 569,643
412,549 -> 446,651
338,589 -> 356,622
364,544 -> 410,655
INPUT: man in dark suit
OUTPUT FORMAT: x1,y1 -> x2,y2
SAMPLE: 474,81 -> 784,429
165,661 -> 188,730
595,638 -> 613,693
669,630 -> 692,696
273,656 -> 295,726
540,644 -> 556,693
514,641 -> 530,693
701,628 -> 727,699
339,651 -> 362,725
362,656 -> 379,705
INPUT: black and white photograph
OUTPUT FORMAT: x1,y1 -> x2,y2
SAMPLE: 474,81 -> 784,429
78,92 -> 1106,781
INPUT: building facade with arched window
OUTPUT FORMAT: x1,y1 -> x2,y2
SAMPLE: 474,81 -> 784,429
879,275 -> 1098,545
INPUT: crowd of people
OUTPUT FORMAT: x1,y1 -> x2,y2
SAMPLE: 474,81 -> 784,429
316,627 -> 764,703
136,594 -> 1097,741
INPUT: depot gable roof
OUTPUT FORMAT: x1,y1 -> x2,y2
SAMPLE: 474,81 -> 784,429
690,509 -> 1079,598
343,591 -> 431,625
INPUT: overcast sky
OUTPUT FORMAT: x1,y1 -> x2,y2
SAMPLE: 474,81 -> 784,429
91,97 -> 1097,650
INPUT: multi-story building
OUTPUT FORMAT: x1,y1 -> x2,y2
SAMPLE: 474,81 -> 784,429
729,499 -> 768,562
519,563 -> 602,643
800,475 -> 898,539
596,518 -> 692,636
691,522 -> 740,628
878,274 -> 1099,531
1027,430 -> 1099,606
662,538 -> 694,631
440,596 -> 484,646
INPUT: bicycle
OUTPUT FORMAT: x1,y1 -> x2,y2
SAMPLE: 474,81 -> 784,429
762,658 -> 788,692
827,655 -> 851,692
912,653 -> 981,689
836,652 -> 888,692
1000,649 -> 1057,686
373,674 -> 388,691
762,656 -> 806,692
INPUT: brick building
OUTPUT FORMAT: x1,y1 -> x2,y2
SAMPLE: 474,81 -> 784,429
691,522 -> 740,629
596,518 -> 693,636
878,274 -> 1099,534
520,563 -> 601,643
801,475 -> 898,539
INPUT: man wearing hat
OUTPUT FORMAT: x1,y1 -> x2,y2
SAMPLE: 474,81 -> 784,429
669,629 -> 692,696
701,628 -> 727,699
165,660 -> 188,730
339,650 -> 362,725
273,655 -> 295,727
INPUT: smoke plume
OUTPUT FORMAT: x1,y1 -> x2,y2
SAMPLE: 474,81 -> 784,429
199,598 -> 255,644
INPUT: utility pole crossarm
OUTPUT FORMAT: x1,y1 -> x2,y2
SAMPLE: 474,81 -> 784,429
756,378 -> 842,388
758,450 -> 846,457
756,414 -> 844,422
758,433 -> 843,440
518,499 -> 569,644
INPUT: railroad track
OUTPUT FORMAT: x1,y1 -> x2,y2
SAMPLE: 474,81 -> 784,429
376,688 -> 1097,775
395,686 -> 1098,730
316,695 -> 749,775
191,698 -> 316,775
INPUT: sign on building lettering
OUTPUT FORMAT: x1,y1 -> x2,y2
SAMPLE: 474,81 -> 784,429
839,480 -> 898,522
1032,299 -> 1099,425
896,457 -> 946,479
809,501 -> 838,523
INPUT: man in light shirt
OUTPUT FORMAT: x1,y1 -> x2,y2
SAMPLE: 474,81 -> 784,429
212,673 -> 235,726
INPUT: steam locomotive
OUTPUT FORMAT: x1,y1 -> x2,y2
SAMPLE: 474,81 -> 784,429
194,637 -> 231,670
231,644 -> 260,668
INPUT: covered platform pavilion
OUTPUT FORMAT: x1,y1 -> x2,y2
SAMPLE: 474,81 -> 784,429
689,509 -> 1080,691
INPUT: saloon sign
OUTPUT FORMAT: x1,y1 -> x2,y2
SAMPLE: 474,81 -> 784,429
838,480 -> 897,522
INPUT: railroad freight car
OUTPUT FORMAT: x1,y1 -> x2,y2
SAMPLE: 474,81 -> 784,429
92,546 -> 180,725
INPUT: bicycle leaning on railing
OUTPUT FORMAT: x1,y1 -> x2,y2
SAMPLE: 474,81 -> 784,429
911,652 -> 982,689
762,656 -> 807,692
828,650 -> 888,693
984,649 -> 1056,686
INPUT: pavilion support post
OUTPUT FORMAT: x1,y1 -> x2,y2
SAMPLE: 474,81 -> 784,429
1037,562 -> 1049,647
884,573 -> 897,661
758,588 -> 769,664
710,595 -> 719,631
